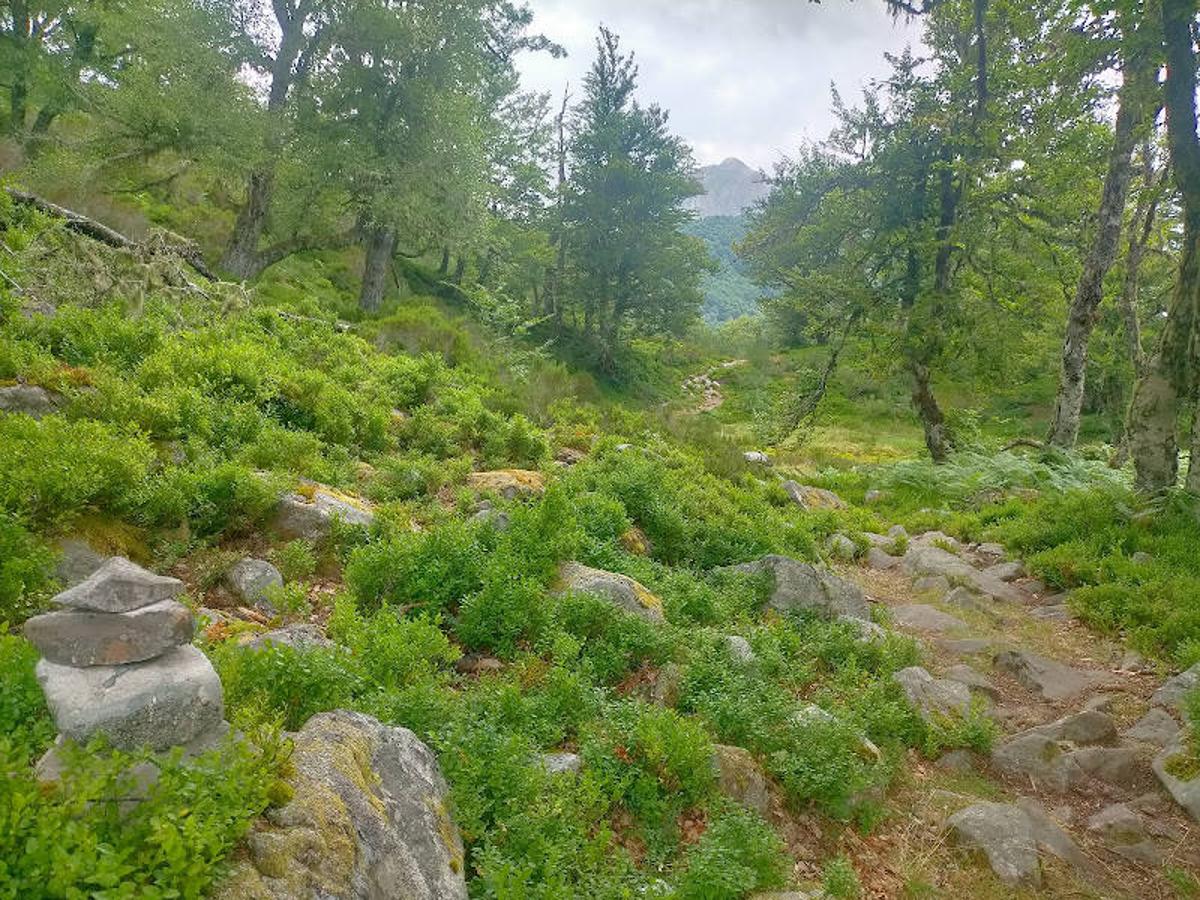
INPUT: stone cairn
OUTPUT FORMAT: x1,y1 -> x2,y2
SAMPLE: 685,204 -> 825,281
24,556 -> 228,775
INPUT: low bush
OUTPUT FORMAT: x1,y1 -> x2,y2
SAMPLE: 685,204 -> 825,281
676,805 -> 788,899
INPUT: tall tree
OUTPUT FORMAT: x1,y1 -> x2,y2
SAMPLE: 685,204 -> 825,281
1127,0 -> 1200,493
1047,3 -> 1160,448
562,27 -> 710,369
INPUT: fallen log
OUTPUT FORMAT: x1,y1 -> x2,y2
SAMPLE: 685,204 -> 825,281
5,187 -> 217,281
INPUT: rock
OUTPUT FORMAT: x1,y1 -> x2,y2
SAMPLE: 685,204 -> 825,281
887,524 -> 908,540
893,666 -> 972,719
825,533 -> 857,561
0,384 -> 61,418
936,749 -> 976,772
540,752 -> 582,776
890,604 -> 968,634
1151,662 -> 1200,713
1028,604 -> 1073,621
866,547 -> 900,570
792,704 -> 881,761
864,489 -> 888,505
1131,551 -> 1153,565
36,645 -> 224,751
274,486 -> 375,540
215,710 -> 467,900
1153,741 -> 1200,821
1042,709 -> 1117,746
554,447 -> 586,467
944,586 -> 983,610
781,481 -> 846,510
469,504 -> 511,531
982,561 -> 1024,582
712,744 -> 771,816
903,545 -> 1022,603
946,802 -> 1041,887
453,654 -> 503,676
943,664 -> 998,699
947,801 -> 1090,888
556,562 -> 665,624
23,600 -> 194,667
976,542 -> 1005,558
51,557 -> 183,614
911,531 -> 963,553
1086,803 -> 1150,850
913,575 -> 950,596
723,634 -> 756,663
993,714 -> 1143,792
1119,649 -> 1152,673
728,555 -> 869,622
1070,746 -> 1146,788
466,469 -> 545,500
743,451 -> 771,465
839,615 -> 887,643
244,624 -> 334,651
225,558 -> 283,609
649,662 -> 683,707
992,732 -> 1084,792
1123,708 -> 1181,747
1014,577 -> 1047,596
53,537 -> 107,588
993,649 -> 1103,702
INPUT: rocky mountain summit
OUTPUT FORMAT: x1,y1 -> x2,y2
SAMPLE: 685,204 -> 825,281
688,157 -> 772,218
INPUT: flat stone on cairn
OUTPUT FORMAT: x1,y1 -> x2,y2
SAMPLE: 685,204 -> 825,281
26,556 -> 229,756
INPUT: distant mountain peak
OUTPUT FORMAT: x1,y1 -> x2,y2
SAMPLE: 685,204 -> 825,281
689,157 -> 770,218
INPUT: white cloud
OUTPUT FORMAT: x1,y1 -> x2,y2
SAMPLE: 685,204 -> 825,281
517,0 -> 923,170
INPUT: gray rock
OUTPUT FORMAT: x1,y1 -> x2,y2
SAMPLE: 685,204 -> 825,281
1016,800 -> 1096,877
743,451 -> 771,465
1123,708 -> 1181,747
1041,709 -> 1117,745
866,547 -> 900,570
1086,803 -> 1150,853
838,615 -> 888,643
946,802 -> 1041,887
274,487 -> 375,540
53,538 -> 106,588
992,731 -> 1085,792
1070,746 -> 1147,788
781,481 -> 847,510
469,505 -> 511,531
890,604 -> 968,634
976,542 -> 1005,558
1119,649 -> 1152,673
1028,604 -> 1073,621
556,562 -> 665,624
864,489 -> 888,505
940,637 -> 992,655
944,664 -> 998,699
24,600 -> 194,667
944,586 -> 983,610
913,575 -> 951,596
540,752 -> 582,776
51,557 -> 183,614
1130,551 -> 1153,566
894,666 -> 972,719
1153,740 -> 1200,821
728,555 -> 869,622
245,624 -> 335,651
982,561 -> 1024,582
214,710 -> 468,900
825,533 -> 857,561
723,634 -> 756,663
863,532 -> 892,548
936,749 -> 976,773
911,531 -> 964,553
903,545 -> 1022,603
0,384 -> 61,418
712,744 -> 771,816
993,649 -> 1103,702
1151,662 -> 1200,713
36,645 -> 224,751
887,524 -> 908,540
226,558 -> 283,608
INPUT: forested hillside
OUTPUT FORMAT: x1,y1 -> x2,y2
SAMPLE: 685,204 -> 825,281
3,1 -> 1200,898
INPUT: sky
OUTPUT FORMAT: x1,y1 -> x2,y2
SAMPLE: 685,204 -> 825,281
516,1 -> 924,172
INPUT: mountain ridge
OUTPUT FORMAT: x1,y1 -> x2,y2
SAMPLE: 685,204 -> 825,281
689,157 -> 772,218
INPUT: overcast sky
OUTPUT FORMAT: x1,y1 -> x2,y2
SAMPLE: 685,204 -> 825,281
516,1 -> 923,172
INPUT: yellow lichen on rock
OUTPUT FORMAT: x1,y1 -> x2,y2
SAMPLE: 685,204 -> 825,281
466,469 -> 546,499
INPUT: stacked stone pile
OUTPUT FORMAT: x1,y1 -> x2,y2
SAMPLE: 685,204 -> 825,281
24,556 -> 228,758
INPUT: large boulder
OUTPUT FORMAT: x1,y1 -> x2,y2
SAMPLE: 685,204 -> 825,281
24,599 -> 194,667
274,486 -> 375,540
893,666 -> 972,720
215,710 -> 467,900
902,544 -> 1022,603
728,555 -> 869,622
712,744 -> 771,817
946,800 -> 1089,888
0,383 -> 61,418
53,537 -> 107,588
555,562 -> 665,624
36,645 -> 224,751
993,649 -> 1104,702
226,558 -> 283,608
1151,662 -> 1200,713
780,481 -> 846,510
890,604 -> 967,634
53,556 -> 184,614
1153,739 -> 1200,822
1123,708 -> 1181,748
991,711 -> 1144,792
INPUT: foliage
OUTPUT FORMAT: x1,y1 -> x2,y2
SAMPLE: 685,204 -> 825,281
0,515 -> 54,624
676,805 -> 788,899
0,629 -> 55,766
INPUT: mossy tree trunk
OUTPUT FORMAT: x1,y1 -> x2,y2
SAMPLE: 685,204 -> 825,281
359,226 -> 396,313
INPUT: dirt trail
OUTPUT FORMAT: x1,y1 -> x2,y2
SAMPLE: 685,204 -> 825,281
841,530 -> 1199,899
681,360 -> 746,413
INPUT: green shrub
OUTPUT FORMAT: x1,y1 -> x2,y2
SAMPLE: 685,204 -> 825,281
822,855 -> 862,899
0,631 -> 55,765
676,805 -> 788,899
550,591 -> 675,684
457,575 -> 552,656
273,538 -> 318,582
327,595 -> 459,691
345,522 -> 483,613
0,515 -> 54,624
0,731 -> 286,897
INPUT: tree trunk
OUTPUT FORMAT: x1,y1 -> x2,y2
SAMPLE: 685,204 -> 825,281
1188,401 -> 1200,495
359,227 -> 396,313
1047,57 -> 1150,448
438,247 -> 450,276
911,361 -> 951,462
1129,0 -> 1200,494
221,170 -> 275,279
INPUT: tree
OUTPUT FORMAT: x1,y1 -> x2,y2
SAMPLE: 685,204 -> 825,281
1126,0 -> 1200,493
562,27 -> 711,369
1047,2 -> 1161,448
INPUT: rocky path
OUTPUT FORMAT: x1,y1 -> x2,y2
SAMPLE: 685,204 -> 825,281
681,360 -> 746,413
840,525 -> 1200,897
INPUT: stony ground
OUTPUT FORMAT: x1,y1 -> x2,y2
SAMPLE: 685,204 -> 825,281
838,528 -> 1200,898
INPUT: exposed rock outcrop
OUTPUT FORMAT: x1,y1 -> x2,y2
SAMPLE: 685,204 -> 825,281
274,485 -> 375,540
728,555 -> 869,622
555,562 -> 665,624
